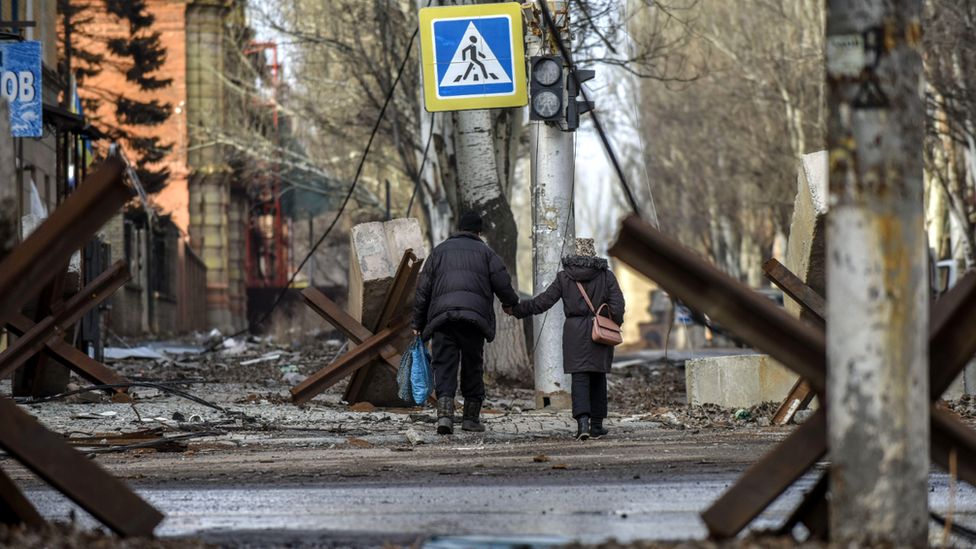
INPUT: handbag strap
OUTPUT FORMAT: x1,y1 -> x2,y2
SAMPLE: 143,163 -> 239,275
576,281 -> 597,315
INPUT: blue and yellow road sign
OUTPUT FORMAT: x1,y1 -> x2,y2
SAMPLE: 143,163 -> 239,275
419,2 -> 527,112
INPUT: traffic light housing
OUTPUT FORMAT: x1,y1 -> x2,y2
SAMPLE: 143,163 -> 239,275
529,56 -> 564,122
566,69 -> 595,131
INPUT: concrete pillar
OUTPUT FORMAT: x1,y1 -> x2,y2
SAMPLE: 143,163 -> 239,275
186,0 -> 234,331
527,2 -> 574,410
348,218 -> 428,405
825,1 -> 928,544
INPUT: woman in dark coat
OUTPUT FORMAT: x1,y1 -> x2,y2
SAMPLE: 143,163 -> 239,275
512,238 -> 625,440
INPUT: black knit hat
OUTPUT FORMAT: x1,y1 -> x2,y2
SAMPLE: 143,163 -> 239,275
458,211 -> 484,233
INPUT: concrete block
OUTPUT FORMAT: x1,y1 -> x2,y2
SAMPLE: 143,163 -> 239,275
686,354 -> 799,409
785,151 -> 828,319
347,218 -> 428,406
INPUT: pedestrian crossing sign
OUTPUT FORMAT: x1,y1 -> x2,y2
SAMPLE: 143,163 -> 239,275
419,2 -> 528,112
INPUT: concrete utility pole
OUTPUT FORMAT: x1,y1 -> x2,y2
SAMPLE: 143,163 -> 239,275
825,0 -> 929,544
527,1 -> 574,410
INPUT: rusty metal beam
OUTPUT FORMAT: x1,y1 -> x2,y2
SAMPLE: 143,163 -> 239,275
373,250 -> 420,332
0,261 -> 129,379
929,271 -> 976,400
762,258 -> 825,326
301,288 -> 401,371
0,396 -> 162,536
0,158 -> 129,325
931,407 -> 976,487
762,260 -> 821,425
291,318 -> 410,405
6,314 -> 129,392
701,409 -> 827,538
777,472 -> 830,540
609,215 -> 826,392
0,467 -> 44,527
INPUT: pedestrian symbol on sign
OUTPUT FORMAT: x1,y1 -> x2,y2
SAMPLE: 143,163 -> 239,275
439,23 -> 512,87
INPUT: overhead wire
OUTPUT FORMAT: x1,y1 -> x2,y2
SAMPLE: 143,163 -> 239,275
537,0 -> 643,218
407,111 -> 437,217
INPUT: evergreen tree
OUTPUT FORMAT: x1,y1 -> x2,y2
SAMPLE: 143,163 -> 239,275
59,0 -> 173,192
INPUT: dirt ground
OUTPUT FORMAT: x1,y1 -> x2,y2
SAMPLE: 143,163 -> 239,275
3,337 -> 973,548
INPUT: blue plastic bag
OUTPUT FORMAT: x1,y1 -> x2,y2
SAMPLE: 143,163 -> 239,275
397,337 -> 433,405
409,337 -> 433,405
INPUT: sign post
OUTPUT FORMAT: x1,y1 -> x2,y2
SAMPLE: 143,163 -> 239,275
0,41 -> 42,138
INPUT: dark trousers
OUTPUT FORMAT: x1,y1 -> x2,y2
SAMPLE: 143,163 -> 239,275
571,372 -> 608,419
431,322 -> 486,400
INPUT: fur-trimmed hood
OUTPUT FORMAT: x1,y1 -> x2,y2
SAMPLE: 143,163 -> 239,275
561,255 -> 608,282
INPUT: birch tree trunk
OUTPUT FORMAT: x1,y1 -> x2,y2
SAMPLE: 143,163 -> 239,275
453,108 -> 530,384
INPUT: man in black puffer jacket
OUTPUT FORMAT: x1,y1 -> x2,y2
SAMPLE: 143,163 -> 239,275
413,211 -> 519,435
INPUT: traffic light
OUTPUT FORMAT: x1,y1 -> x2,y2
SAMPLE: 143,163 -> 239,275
566,68 -> 595,131
529,56 -> 563,122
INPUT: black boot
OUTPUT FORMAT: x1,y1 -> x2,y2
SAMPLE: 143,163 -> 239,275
436,396 -> 454,435
462,398 -> 486,432
590,418 -> 608,439
576,415 -> 590,441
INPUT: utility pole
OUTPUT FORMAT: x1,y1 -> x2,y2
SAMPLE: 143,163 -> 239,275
527,1 -> 573,410
825,0 -> 928,545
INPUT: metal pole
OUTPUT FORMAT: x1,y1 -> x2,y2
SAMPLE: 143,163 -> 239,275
825,0 -> 928,544
527,1 -> 573,410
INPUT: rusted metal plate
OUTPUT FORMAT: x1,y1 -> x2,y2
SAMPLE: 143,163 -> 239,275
6,314 -> 128,391
762,258 -> 825,326
0,396 -> 162,536
0,467 -> 44,527
0,261 -> 129,379
0,157 -> 129,325
772,379 -> 816,426
291,319 -> 410,405
609,215 -> 826,392
701,409 -> 827,539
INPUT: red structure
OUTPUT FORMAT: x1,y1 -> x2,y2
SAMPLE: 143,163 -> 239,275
244,41 -> 290,288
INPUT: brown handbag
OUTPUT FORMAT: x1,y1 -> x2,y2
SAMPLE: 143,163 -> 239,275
576,281 -> 623,347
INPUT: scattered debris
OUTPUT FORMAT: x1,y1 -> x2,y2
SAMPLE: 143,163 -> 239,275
350,401 -> 377,412
104,346 -> 164,361
405,428 -> 426,445
240,353 -> 282,366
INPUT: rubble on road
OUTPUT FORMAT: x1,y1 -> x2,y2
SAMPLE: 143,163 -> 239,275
0,522 -> 209,549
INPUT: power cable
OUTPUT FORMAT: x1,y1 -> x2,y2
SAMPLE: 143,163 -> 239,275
207,4 -> 431,350
407,111 -> 437,217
